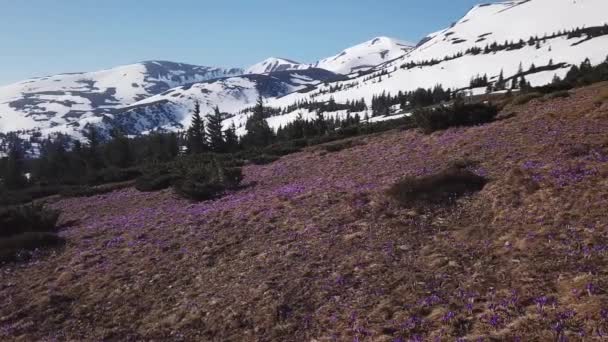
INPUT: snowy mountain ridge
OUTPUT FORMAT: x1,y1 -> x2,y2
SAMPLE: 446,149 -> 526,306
0,61 -> 243,136
105,68 -> 343,136
222,0 -> 608,134
245,58 -> 311,74
246,37 -> 415,75
1,0 -> 608,142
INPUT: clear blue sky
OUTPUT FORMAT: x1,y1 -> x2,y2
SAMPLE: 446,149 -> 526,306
0,0 -> 488,85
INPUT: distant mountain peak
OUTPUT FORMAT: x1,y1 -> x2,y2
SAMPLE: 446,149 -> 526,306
245,57 -> 309,74
313,36 -> 415,74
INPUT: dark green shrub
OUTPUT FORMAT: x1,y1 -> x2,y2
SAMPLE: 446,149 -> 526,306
0,185 -> 64,206
290,138 -> 309,149
547,90 -> 571,99
88,167 -> 141,185
0,204 -> 63,263
250,155 -> 281,165
60,182 -> 132,198
323,139 -> 366,153
0,204 -> 60,238
512,92 -> 543,105
173,159 -> 243,201
135,172 -> 177,192
413,102 -> 498,134
0,232 -> 64,263
263,143 -> 302,157
387,168 -> 488,207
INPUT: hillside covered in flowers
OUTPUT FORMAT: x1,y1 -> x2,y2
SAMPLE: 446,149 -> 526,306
2,83 -> 608,341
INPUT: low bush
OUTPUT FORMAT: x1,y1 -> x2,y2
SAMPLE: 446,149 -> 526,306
250,154 -> 281,165
0,232 -> 64,263
323,139 -> 366,153
413,102 -> 498,134
547,90 -> 571,99
263,144 -> 302,157
387,168 -> 488,207
0,204 -> 61,238
512,92 -> 543,106
0,204 -> 63,263
135,171 -> 177,192
87,167 -> 142,185
173,159 -> 243,201
0,185 -> 64,206
60,182 -> 133,198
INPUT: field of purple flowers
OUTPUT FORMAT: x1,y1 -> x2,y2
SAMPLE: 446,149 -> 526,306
1,83 -> 608,341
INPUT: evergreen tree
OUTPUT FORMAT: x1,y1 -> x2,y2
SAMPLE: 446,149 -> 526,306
223,123 -> 240,153
186,101 -> 207,154
2,133 -> 27,190
314,111 -> 328,136
519,75 -> 529,90
496,70 -> 505,90
206,106 -> 225,153
242,95 -> 275,148
34,134 -> 75,184
83,125 -> 103,170
104,129 -> 133,168
511,77 -> 519,90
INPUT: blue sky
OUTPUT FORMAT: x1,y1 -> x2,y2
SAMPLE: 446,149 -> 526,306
0,0 -> 487,85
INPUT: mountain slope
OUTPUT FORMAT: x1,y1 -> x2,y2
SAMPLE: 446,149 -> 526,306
313,36 -> 415,74
257,0 -> 608,123
0,61 -> 243,135
108,68 -> 342,135
245,58 -> 310,74
248,37 -> 415,76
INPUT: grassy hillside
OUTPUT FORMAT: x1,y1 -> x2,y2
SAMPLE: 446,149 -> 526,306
1,83 -> 608,340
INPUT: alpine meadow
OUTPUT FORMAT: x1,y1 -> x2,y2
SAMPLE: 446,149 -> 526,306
2,0 -> 608,340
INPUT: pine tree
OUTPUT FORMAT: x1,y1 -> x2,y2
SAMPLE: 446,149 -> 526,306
519,75 -> 529,90
314,111 -> 327,136
83,125 -> 103,169
511,77 -> 519,90
242,95 -> 275,148
2,133 -> 27,190
186,101 -> 207,154
496,70 -> 505,90
206,106 -> 225,153
224,123 -> 240,153
104,128 -> 132,168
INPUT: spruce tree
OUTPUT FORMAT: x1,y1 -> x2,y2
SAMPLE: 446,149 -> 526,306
104,128 -> 133,168
186,101 -> 207,154
495,70 -> 505,91
206,106 -> 225,153
83,125 -> 103,170
224,123 -> 239,153
2,133 -> 27,190
519,75 -> 529,90
314,111 -> 327,136
242,95 -> 275,148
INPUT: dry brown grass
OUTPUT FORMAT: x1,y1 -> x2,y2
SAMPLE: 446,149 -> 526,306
594,87 -> 608,105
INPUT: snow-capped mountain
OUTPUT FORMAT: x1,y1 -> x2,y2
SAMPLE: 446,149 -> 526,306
245,58 -> 310,74
248,37 -> 415,75
0,61 -> 243,135
313,36 -> 415,74
107,68 -> 342,135
250,0 -> 608,124
2,0 -> 608,142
